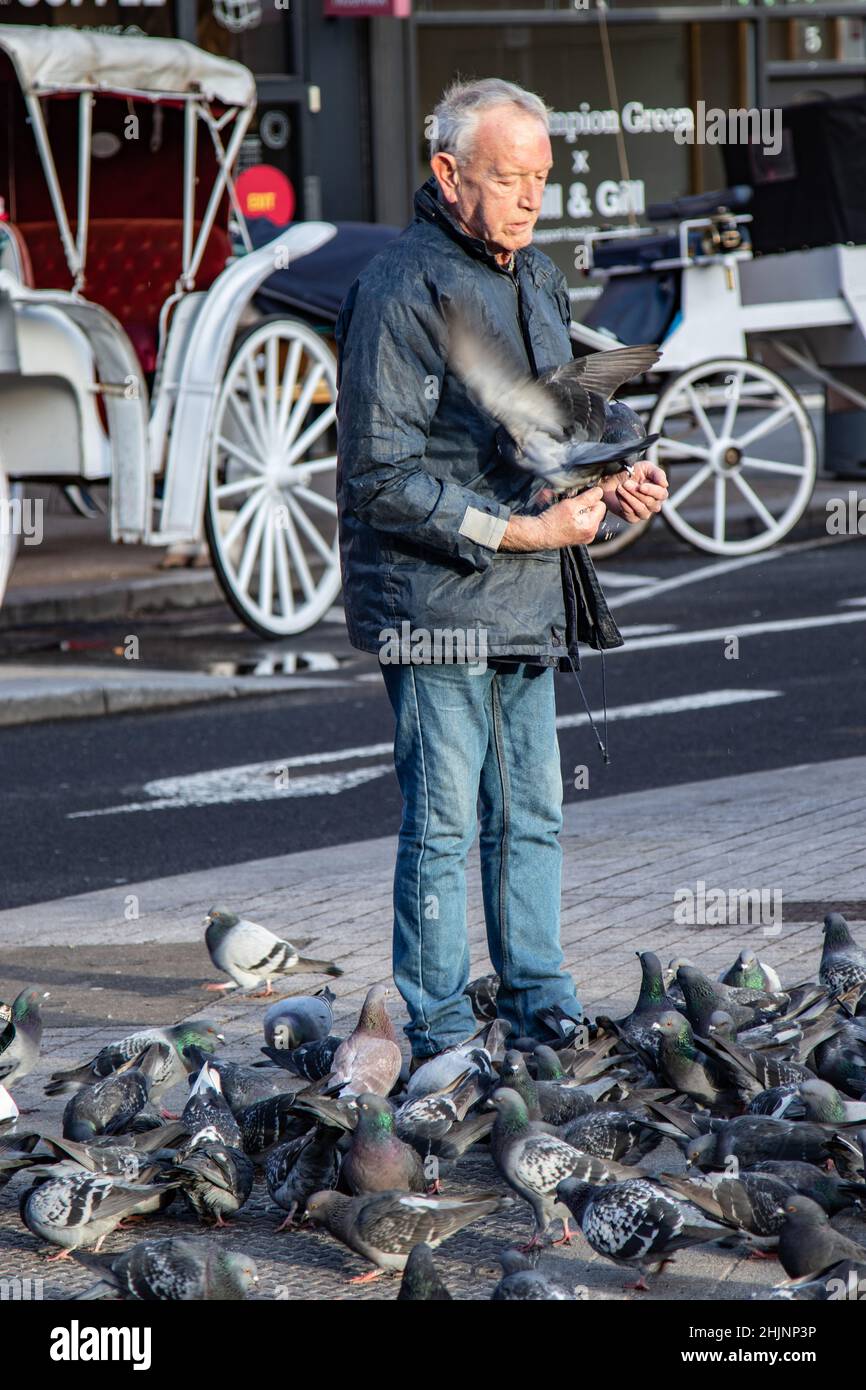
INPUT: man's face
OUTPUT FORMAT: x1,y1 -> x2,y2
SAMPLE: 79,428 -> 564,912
432,107 -> 553,262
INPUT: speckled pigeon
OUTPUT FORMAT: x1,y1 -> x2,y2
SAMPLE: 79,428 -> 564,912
203,906 -> 342,995
490,1248 -> 574,1300
261,1034 -> 343,1081
236,1093 -> 312,1156
556,1176 -> 735,1288
305,1188 -> 511,1281
265,1124 -> 342,1230
173,1131 -> 254,1226
61,1045 -> 168,1141
488,1088 -> 597,1246
21,1170 -> 177,1255
45,1021 -> 224,1099
819,913 -> 866,996
74,1236 -> 259,1300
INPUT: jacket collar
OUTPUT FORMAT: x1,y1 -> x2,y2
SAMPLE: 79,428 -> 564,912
414,176 -> 542,279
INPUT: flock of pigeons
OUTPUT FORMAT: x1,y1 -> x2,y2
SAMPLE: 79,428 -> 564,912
2,906 -> 866,1300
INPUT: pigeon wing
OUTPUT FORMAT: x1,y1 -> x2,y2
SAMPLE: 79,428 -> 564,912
449,322 -> 566,440
223,921 -> 299,981
552,344 -> 661,399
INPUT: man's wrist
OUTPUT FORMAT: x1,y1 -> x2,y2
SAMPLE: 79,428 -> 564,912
500,513 -> 548,552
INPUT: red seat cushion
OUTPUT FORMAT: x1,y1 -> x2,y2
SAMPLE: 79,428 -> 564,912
16,219 -> 231,373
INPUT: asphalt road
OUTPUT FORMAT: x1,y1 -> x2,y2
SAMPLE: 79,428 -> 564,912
1,531 -> 863,910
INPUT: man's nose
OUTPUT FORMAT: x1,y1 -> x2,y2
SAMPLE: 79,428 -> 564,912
518,182 -> 544,211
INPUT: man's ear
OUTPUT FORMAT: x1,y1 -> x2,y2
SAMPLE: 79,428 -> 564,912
431,152 -> 460,205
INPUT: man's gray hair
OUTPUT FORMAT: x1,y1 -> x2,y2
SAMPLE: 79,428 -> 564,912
429,78 -> 550,162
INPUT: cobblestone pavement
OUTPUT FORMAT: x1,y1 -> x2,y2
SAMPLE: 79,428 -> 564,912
1,754 -> 865,1300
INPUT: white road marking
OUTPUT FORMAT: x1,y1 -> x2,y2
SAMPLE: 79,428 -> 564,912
587,569 -> 660,589
608,534 -> 849,609
67,688 -> 780,818
841,597 -> 866,607
580,607 -> 866,658
555,688 -> 780,730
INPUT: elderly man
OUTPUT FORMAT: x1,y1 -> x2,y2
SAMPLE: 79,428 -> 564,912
335,78 -> 668,1063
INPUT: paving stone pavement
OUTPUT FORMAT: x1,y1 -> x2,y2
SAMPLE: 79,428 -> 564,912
1,753 -> 865,1300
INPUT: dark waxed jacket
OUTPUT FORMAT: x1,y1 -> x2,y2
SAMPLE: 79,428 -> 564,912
334,178 -> 623,666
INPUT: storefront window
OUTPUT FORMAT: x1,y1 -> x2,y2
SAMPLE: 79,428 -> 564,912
417,20 -> 740,311
196,0 -> 296,73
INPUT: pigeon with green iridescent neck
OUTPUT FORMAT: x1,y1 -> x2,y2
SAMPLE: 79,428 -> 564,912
499,1050 -> 612,1128
266,1124 -> 342,1230
777,1195 -> 866,1279
74,1236 -> 259,1301
617,951 -> 683,1061
343,1094 -> 426,1196
677,966 -> 788,1036
819,913 -> 866,996
203,906 -> 342,996
45,1021 -> 224,1100
0,987 -> 48,1088
719,950 -> 782,993
488,1088 -> 596,1247
396,1243 -> 453,1300
556,1176 -> 735,1289
305,1188 -> 511,1282
793,1078 -> 866,1125
650,1012 -> 733,1109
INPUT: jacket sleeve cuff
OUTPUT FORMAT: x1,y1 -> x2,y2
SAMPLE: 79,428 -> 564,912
458,504 -> 509,552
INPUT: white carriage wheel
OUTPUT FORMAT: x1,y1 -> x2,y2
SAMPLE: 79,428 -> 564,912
206,315 -> 341,638
648,358 -> 817,556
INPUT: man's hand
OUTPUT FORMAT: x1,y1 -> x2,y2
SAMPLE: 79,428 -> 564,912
500,487 -> 607,551
602,461 -> 668,524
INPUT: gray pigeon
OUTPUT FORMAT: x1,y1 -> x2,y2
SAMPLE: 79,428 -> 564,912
260,1034 -> 343,1082
677,966 -> 788,1035
660,1169 -> 792,1241
182,1063 -> 243,1148
795,1078 -> 866,1125
819,914 -> 866,996
342,1094 -> 426,1196
719,950 -> 782,993
21,1171 -> 176,1255
685,1116 -> 859,1173
62,1045 -> 169,1141
263,988 -> 335,1049
396,1242 -> 452,1300
490,1248 -> 574,1300
449,325 -> 660,497
765,1258 -> 866,1300
488,1088 -> 595,1246
183,1049 -> 295,1114
556,1177 -> 734,1288
318,984 -> 402,1098
777,1194 -> 866,1279
0,987 -> 48,1088
650,1012 -> 733,1108
45,1021 -> 224,1099
203,906 -> 342,995
237,1093 -> 312,1156
305,1188 -> 511,1282
266,1124 -> 342,1230
74,1236 -> 259,1300
499,1050 -> 599,1127
173,1131 -> 255,1226
616,951 -> 683,1062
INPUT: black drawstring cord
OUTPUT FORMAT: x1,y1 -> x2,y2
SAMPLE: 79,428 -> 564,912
567,647 -> 610,765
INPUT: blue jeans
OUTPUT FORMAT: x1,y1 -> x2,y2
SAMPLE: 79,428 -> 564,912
381,660 -> 582,1057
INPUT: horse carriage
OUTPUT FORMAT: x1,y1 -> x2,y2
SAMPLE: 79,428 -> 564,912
574,179 -> 866,557
0,24 -> 394,638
